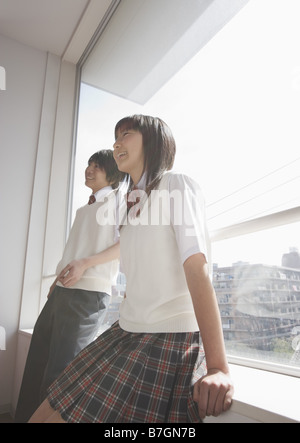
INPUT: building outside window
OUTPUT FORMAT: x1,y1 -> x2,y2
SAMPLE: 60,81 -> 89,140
213,250 -> 300,367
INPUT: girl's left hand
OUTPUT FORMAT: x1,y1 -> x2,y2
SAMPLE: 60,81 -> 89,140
193,369 -> 234,420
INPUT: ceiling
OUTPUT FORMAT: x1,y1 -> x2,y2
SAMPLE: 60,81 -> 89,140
82,0 -> 250,104
0,0 -> 250,99
0,0 -> 113,60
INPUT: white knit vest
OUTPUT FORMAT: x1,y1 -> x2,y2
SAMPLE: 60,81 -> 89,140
56,191 -> 119,294
119,173 -> 199,333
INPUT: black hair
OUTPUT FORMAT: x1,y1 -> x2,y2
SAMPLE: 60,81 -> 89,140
114,115 -> 176,192
88,149 -> 125,189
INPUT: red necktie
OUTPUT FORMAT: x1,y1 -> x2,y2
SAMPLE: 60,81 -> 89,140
126,187 -> 141,216
88,194 -> 96,205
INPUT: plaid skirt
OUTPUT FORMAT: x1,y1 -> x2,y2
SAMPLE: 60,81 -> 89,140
47,322 -> 206,423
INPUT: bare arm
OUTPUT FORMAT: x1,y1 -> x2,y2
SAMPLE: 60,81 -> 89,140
184,252 -> 234,419
58,242 -> 120,288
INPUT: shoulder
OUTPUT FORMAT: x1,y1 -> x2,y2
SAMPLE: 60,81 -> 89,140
159,172 -> 206,211
160,171 -> 202,193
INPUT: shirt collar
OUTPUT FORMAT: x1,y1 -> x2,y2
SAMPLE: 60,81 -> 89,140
134,173 -> 147,191
94,186 -> 113,201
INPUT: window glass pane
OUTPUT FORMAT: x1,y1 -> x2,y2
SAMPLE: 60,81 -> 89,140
74,0 -> 300,230
213,222 -> 300,368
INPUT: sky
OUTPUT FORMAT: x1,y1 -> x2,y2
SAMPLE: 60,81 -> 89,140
72,0 -> 300,267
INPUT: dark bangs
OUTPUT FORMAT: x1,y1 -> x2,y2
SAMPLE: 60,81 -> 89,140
114,115 -> 176,191
114,116 -> 141,139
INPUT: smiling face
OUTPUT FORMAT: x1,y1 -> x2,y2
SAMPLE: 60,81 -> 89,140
114,115 -> 176,191
113,128 -> 145,185
85,161 -> 110,194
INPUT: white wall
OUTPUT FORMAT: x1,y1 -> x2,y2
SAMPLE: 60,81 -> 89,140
0,34 -> 48,412
0,33 -> 77,414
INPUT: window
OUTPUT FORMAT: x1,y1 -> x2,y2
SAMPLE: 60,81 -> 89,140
72,0 -> 300,375
213,223 -> 300,371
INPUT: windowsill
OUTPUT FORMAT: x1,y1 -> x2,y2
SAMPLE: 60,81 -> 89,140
205,363 -> 300,423
19,329 -> 300,423
19,329 -> 33,337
